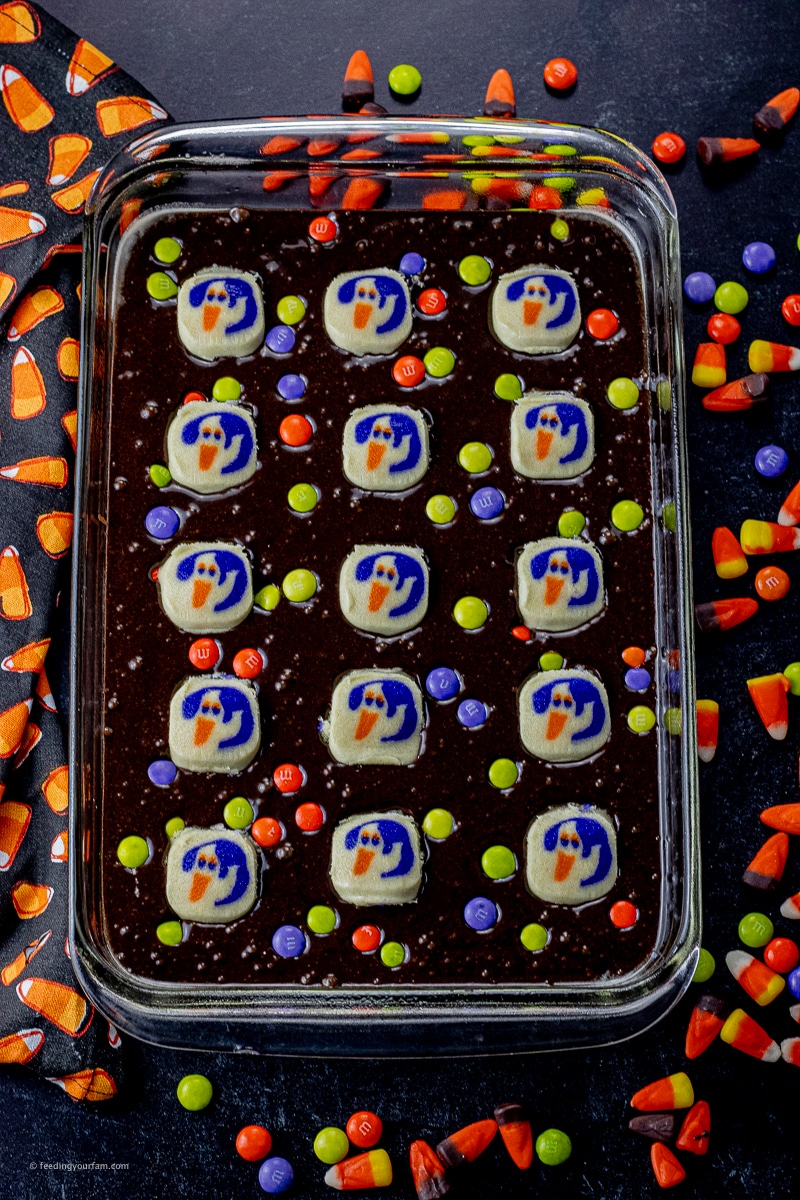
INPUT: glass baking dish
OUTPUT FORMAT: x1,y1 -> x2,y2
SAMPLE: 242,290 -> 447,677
70,116 -> 699,1054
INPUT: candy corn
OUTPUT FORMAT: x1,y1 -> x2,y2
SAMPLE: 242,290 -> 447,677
36,668 -> 54,712
755,87 -> 800,135
6,638 -> 52,678
781,1037 -> 800,1066
66,38 -> 115,95
341,177 -> 384,209
0,799 -> 30,870
720,1007 -> 780,1061
409,1140 -> 449,1199
50,831 -> 67,862
61,410 -> 78,450
95,95 -> 168,137
261,135 -> 304,155
42,764 -> 68,813
691,341 -> 726,387
675,1101 -> 710,1156
0,179 -> 28,198
742,831 -> 789,889
36,511 -> 73,559
324,1149 -> 392,1190
46,132 -> 92,185
0,696 -> 32,757
119,197 -> 142,234
740,519 -> 800,554
628,1113 -> 676,1141
778,479 -> 800,526
11,880 -> 53,918
0,270 -> 16,308
7,285 -> 63,339
0,203 -> 46,249
262,170 -> 301,191
697,136 -> 759,166
631,1072 -> 694,1112
748,339 -> 800,372
711,526 -> 748,578
696,700 -> 719,762
781,892 -> 800,919
422,190 -> 468,210
484,68 -> 516,117
494,1102 -> 532,1169
1,928 -> 51,985
747,674 -> 790,739
726,950 -> 785,1006
685,994 -> 730,1059
695,597 -> 757,633
436,1119 -> 497,1168
10,345 -> 46,420
529,185 -> 564,210
701,372 -> 768,412
0,455 -> 68,486
14,720 -> 40,767
0,1028 -> 43,1065
0,545 -> 31,619
650,1143 -> 685,1188
0,2 -> 40,43
342,50 -> 374,111
51,167 -> 101,214
17,976 -> 93,1037
470,177 -> 532,203
49,1067 -> 116,1101
307,138 -> 341,157
0,63 -> 53,131
760,803 -> 800,835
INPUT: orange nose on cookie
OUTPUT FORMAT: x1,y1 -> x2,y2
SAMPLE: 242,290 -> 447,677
202,304 -> 220,331
353,848 -> 375,876
523,300 -> 542,326
189,871 -> 211,902
546,710 -> 569,741
554,850 -> 575,881
193,716 -> 215,746
536,430 -> 553,460
353,301 -> 372,329
192,579 -> 212,609
544,576 -> 565,606
366,441 -> 386,471
355,709 -> 379,741
198,443 -> 218,471
368,581 -> 390,612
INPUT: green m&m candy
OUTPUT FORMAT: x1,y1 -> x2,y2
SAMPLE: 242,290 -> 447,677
117,835 -> 149,868
458,255 -> 492,286
176,1074 -> 213,1111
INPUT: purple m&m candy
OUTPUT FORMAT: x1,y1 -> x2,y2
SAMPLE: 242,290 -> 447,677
742,241 -> 776,274
668,669 -> 681,693
399,251 -> 425,275
277,373 -> 306,401
464,896 -> 497,931
258,1156 -> 294,1194
148,759 -> 177,787
683,271 -> 716,304
272,924 -> 306,958
426,667 -> 460,701
787,966 -> 800,1000
145,505 -> 179,540
457,698 -> 487,728
755,444 -> 788,477
470,487 -> 504,520
265,325 -> 296,354
625,668 -> 651,692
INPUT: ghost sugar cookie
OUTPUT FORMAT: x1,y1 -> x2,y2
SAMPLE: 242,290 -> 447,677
510,394 -> 594,479
330,812 -> 422,905
166,826 -> 258,922
158,542 -> 253,633
169,676 -> 261,773
518,668 -> 610,762
324,268 -> 412,356
516,538 -> 604,632
342,405 -> 429,491
166,401 -> 257,494
525,804 -> 617,905
490,265 -> 581,354
339,545 -> 429,636
177,268 -> 265,360
323,669 -> 423,765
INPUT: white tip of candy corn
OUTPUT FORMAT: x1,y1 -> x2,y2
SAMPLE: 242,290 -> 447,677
697,746 -> 716,763
789,1004 -> 800,1024
780,892 -> 800,919
781,1037 -> 800,1066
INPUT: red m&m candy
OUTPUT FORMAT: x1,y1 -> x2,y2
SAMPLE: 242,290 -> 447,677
308,215 -> 337,243
417,288 -> 447,315
273,763 -> 304,793
279,414 -> 313,446
188,638 -> 220,670
236,1124 -> 273,1161
295,802 -> 324,831
352,925 -> 381,952
586,308 -> 619,340
610,900 -> 638,928
233,648 -> 264,678
543,57 -> 578,90
782,294 -> 800,326
652,132 -> 686,165
707,312 -> 741,344
764,936 -> 799,973
392,355 -> 425,387
346,1111 -> 383,1149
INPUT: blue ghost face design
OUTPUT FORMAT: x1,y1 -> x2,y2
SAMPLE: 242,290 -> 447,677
531,675 -> 608,744
181,684 -> 257,751
529,544 -> 600,609
336,274 -> 409,335
343,818 -> 417,879
524,402 -> 589,466
175,548 -> 250,614
542,816 -> 614,890
181,410 -> 255,477
181,836 -> 252,907
504,272 -> 578,330
187,276 -> 261,338
492,266 -> 581,355
347,677 -> 420,744
325,269 -> 413,356
353,551 -> 427,619
354,411 -> 422,476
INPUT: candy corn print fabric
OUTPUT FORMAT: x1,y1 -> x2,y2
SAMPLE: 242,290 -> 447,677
0,1 -> 170,1097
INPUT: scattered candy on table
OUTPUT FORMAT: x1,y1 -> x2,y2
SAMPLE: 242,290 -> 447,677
748,338 -> 800,372
746,675 -> 790,740
652,132 -> 686,164
676,1103 -> 711,1155
742,831 -> 789,889
720,1008 -> 780,1061
543,57 -> 578,90
696,700 -> 719,762
685,994 -> 729,1059
176,1073 -> 213,1111
742,241 -> 776,273
236,1125 -> 273,1162
650,1142 -> 686,1188
726,950 -> 785,1006
697,136 -> 760,167
738,911 -> 773,948
707,312 -> 740,343
694,597 -> 758,633
683,271 -> 716,304
692,341 -> 726,387
325,1148 -> 393,1190
754,444 -> 788,477
436,1119 -> 497,1168
701,372 -> 768,412
754,86 -> 800,135
259,1156 -> 294,1194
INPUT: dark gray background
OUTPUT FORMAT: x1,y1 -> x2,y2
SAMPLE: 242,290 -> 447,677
5,1 -> 800,1196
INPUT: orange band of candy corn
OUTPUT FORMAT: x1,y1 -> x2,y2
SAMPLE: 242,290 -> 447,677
17,976 -> 93,1037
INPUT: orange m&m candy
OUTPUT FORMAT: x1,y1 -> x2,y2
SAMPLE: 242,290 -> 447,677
352,924 -> 381,952
279,414 -> 313,446
652,132 -> 686,165
586,308 -> 619,339
251,817 -> 283,848
392,355 -> 425,387
755,565 -> 790,601
543,57 -> 577,90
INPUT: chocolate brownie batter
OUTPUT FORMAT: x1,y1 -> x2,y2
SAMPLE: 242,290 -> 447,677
100,205 -> 661,987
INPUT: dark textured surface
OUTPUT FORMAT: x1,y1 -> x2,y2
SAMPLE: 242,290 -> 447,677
5,1 -> 800,1196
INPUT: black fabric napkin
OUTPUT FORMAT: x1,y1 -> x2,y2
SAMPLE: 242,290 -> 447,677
0,0 -> 170,1100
